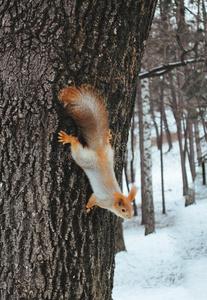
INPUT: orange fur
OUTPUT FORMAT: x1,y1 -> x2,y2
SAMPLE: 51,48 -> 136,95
128,186 -> 138,202
86,193 -> 105,213
106,129 -> 112,144
59,86 -> 80,105
97,146 -> 108,164
58,85 -> 138,219
58,130 -> 80,147
59,85 -> 109,149
113,191 -> 135,219
96,146 -> 118,191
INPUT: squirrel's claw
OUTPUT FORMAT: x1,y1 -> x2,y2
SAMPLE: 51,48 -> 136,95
58,131 -> 64,141
107,129 -> 112,144
86,204 -> 93,213
86,207 -> 92,213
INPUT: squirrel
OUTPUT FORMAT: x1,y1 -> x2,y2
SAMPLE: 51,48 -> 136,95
58,85 -> 137,219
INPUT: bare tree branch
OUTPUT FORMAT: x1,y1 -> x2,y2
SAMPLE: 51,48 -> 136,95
139,57 -> 205,79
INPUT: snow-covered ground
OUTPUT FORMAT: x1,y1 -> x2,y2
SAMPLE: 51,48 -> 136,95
113,140 -> 207,300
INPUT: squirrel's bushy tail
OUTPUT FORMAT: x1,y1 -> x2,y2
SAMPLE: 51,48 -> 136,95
59,85 -> 109,149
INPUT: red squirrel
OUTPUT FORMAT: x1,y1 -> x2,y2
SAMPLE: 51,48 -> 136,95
58,85 -> 137,219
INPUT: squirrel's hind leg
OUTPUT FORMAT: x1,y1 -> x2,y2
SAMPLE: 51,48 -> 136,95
58,130 -> 79,147
86,194 -> 96,213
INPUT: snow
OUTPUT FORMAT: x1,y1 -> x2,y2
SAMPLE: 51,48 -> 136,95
113,138 -> 207,300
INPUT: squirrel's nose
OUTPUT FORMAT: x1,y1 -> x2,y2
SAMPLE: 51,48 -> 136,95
127,213 -> 132,219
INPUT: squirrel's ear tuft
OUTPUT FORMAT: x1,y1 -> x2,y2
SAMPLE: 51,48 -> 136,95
128,186 -> 138,202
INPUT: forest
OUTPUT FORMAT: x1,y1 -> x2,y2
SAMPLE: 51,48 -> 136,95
114,0 -> 207,299
0,0 -> 206,299
123,0 -> 207,235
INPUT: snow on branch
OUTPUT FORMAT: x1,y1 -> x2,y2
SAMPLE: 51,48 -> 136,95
139,57 -> 205,80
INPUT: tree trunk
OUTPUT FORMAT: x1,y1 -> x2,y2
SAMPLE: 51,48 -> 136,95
130,114 -> 138,216
130,115 -> 136,185
163,108 -> 173,152
116,218 -> 126,253
116,170 -> 126,253
202,162 -> 206,185
169,74 -> 188,195
182,120 -> 196,206
150,95 -> 161,150
160,84 -> 166,214
124,112 -> 138,216
124,159 -> 130,193
138,79 -> 155,235
187,118 -> 196,181
194,121 -> 202,161
0,1 -> 157,299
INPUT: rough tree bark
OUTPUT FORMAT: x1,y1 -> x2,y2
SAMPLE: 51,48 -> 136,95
0,1 -> 157,299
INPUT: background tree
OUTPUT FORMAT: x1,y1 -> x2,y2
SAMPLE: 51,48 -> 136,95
137,78 -> 155,235
123,0 -> 206,232
139,0 -> 206,207
0,1 -> 157,299
124,111 -> 138,216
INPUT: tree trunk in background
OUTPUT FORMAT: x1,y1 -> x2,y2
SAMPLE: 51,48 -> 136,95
124,112 -> 138,216
194,121 -> 202,161
187,118 -> 196,181
160,84 -> 166,214
0,1 -> 157,299
130,115 -> 136,185
124,159 -> 130,193
130,114 -> 138,216
201,116 -> 207,142
163,108 -> 173,152
116,219 -> 126,253
169,74 -> 188,195
138,79 -> 155,235
174,108 -> 188,196
202,162 -> 206,185
150,95 -> 161,150
116,172 -> 126,253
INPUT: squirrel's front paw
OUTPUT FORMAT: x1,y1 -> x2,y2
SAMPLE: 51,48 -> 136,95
58,131 -> 69,145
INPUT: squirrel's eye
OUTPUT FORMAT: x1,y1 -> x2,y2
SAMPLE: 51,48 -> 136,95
122,208 -> 126,213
